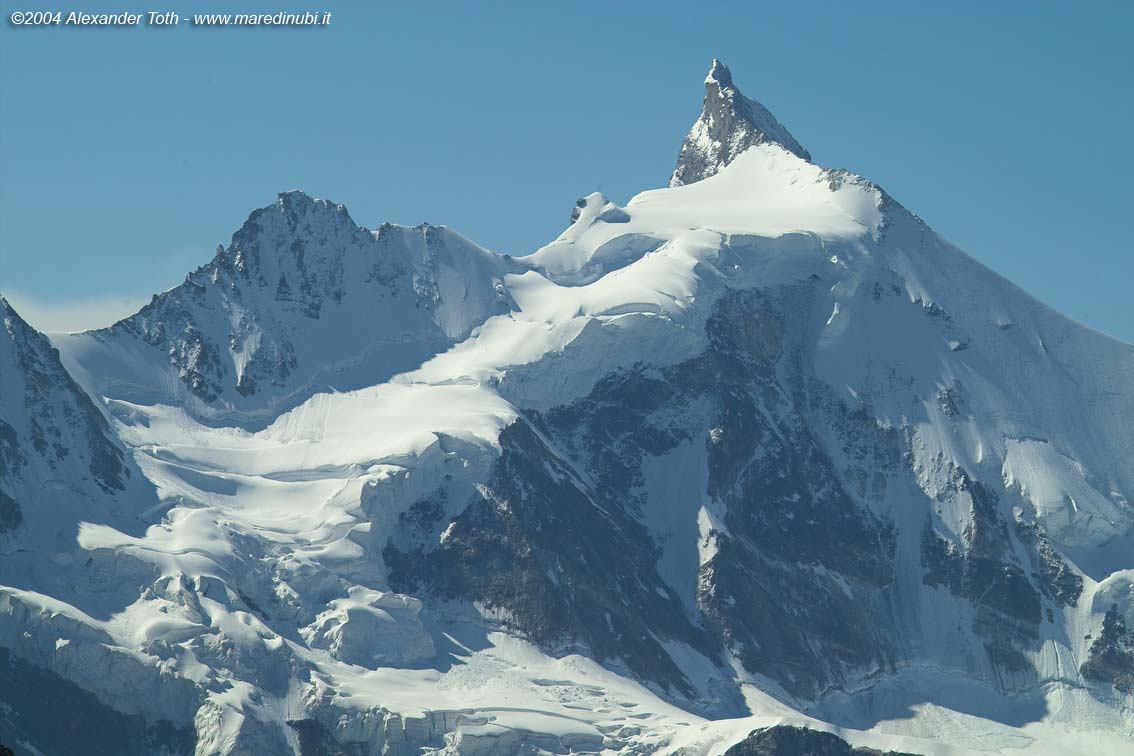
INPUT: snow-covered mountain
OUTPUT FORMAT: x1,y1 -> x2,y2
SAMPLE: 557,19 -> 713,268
55,195 -> 516,425
2,61 -> 1134,756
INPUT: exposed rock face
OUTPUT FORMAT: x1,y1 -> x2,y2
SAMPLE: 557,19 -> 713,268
0,421 -> 22,534
390,285 -> 896,703
385,416 -> 735,711
689,289 -> 897,698
1081,604 -> 1134,693
724,725 -> 919,756
0,296 -> 129,537
1015,519 -> 1083,608
920,470 -> 1044,673
670,59 -> 811,187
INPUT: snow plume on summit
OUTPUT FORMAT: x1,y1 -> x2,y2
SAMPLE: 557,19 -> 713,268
1,61 -> 1133,756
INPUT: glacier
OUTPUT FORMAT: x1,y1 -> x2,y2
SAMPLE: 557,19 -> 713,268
1,60 -> 1133,756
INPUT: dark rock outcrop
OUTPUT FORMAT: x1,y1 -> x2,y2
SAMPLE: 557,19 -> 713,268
1081,605 -> 1134,693
724,725 -> 919,756
920,469 -> 1045,673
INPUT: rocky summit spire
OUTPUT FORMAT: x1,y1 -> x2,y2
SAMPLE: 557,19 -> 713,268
669,59 -> 810,187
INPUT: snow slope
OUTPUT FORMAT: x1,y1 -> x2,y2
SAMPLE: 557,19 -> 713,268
2,61 -> 1133,756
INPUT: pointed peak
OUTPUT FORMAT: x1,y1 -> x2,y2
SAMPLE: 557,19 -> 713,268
0,294 -> 32,331
670,59 -> 811,187
0,293 -> 18,325
705,58 -> 733,88
1,294 -> 43,342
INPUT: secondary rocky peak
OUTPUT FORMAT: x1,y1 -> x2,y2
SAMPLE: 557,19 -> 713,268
271,190 -> 354,231
670,58 -> 811,187
222,191 -> 366,271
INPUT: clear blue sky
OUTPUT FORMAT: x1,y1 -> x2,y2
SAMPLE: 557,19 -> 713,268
1,1 -> 1131,340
